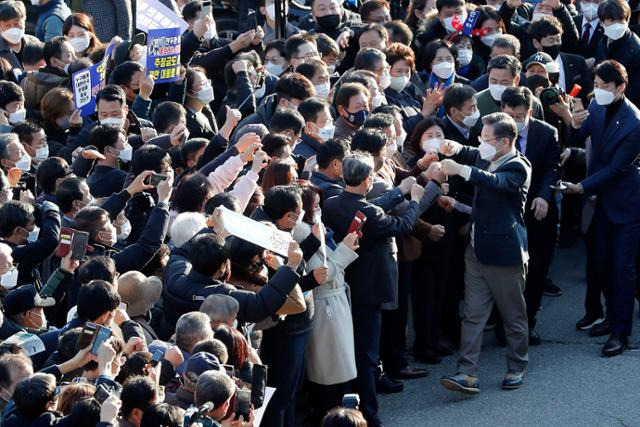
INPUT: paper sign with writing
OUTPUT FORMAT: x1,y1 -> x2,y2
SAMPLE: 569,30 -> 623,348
219,207 -> 293,257
71,43 -> 115,117
147,27 -> 182,83
137,0 -> 188,34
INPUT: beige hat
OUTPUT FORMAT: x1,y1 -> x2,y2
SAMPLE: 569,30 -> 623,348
117,271 -> 163,318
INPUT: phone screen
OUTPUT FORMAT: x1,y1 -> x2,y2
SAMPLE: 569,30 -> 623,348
91,326 -> 112,355
150,173 -> 167,187
200,0 -> 212,19
235,389 -> 251,420
94,384 -> 111,405
223,364 -> 236,377
76,323 -> 96,349
70,231 -> 89,260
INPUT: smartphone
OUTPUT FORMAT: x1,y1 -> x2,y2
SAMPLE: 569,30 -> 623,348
94,384 -> 111,405
550,181 -> 568,192
223,364 -> 236,377
76,323 -> 97,349
247,8 -> 258,30
118,301 -> 128,311
70,230 -> 89,260
342,393 -> 360,409
149,173 -> 168,187
199,0 -> 211,19
56,227 -> 75,258
149,348 -> 165,367
90,325 -> 112,355
235,389 -> 251,420
347,211 -> 367,237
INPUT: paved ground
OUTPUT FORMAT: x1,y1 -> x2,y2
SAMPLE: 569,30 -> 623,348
378,241 -> 640,427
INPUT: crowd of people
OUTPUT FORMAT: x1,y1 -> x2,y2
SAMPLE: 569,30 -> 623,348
0,0 -> 637,425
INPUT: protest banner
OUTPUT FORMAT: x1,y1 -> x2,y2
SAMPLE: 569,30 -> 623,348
137,0 -> 188,34
71,43 -> 115,117
219,207 -> 293,257
147,27 -> 182,83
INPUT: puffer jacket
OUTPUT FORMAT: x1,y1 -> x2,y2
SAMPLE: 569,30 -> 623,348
20,66 -> 68,113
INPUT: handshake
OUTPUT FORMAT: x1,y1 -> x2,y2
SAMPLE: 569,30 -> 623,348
398,177 -> 425,202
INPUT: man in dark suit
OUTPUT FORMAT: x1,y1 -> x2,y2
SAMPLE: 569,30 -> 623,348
322,152 -> 423,427
442,83 -> 480,148
595,0 -> 640,106
573,1 -> 605,65
563,60 -> 640,356
502,87 -> 561,344
438,112 -> 532,394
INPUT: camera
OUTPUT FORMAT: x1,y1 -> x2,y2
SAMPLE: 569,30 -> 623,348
539,87 -> 562,107
342,393 -> 360,409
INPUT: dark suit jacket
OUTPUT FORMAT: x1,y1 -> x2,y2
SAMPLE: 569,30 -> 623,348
322,191 -> 419,305
521,118 -> 561,205
559,52 -> 593,102
574,97 -> 640,225
596,30 -> 640,106
572,15 -> 604,58
443,115 -> 479,147
452,147 -> 532,266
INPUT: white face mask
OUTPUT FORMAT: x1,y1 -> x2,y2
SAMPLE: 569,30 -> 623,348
389,75 -> 409,92
136,48 -> 148,69
30,0 -> 40,5
421,137 -> 442,153
118,218 -> 132,241
371,92 -> 386,108
593,87 -> 616,105
295,209 -> 305,226
328,64 -> 337,74
104,230 -> 117,246
118,142 -> 133,162
2,27 -> 24,44
15,153 -> 31,171
265,61 -> 284,76
462,109 -> 480,127
488,83 -> 508,101
442,14 -> 465,33
457,48 -> 473,66
27,225 -> 39,243
254,83 -> 266,98
198,85 -> 215,104
515,118 -> 528,133
396,129 -> 407,147
266,4 -> 276,20
385,140 -> 398,157
312,207 -> 322,224
317,123 -> 335,141
0,267 -> 18,290
314,82 -> 330,100
432,61 -> 455,79
604,22 -> 627,41
68,35 -> 91,53
481,33 -> 498,47
379,71 -> 391,90
9,108 -> 26,124
203,23 -> 217,40
100,117 -> 125,128
478,140 -> 497,160
580,2 -> 598,20
35,146 -> 49,161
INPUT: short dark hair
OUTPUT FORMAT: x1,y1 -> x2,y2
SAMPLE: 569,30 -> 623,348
384,20 -> 413,46
527,16 -> 563,41
205,192 -> 241,215
357,23 -> 388,42
56,177 -> 85,214
443,83 -> 476,114
181,138 -> 207,165
0,1 -> 26,22
487,54 -> 522,78
13,373 -> 56,419
275,72 -> 316,101
12,120 -> 42,146
363,113 -> 395,131
298,97 -> 329,123
76,256 -> 117,286
263,185 -> 302,221
360,0 -> 389,20
72,206 -> 109,240
351,128 -> 387,156
321,407 -> 367,427
121,376 -> 157,418
595,59 -> 628,86
96,84 -> 127,107
422,39 -> 457,72
65,398 -> 101,427
152,101 -> 186,133
264,39 -> 286,58
42,36 -> 67,66
0,81 -> 23,110
436,0 -> 464,11
89,124 -> 123,154
501,86 -> 533,110
336,83 -> 369,109
317,138 -> 349,169
284,34 -> 316,60
261,133 -> 291,158
0,201 -> 33,237
354,47 -> 386,72
131,144 -> 169,175
172,173 -> 213,214
189,233 -> 229,277
269,108 -> 305,135
141,403 -> 184,427
110,61 -> 145,87
36,157 -> 70,195
315,33 -> 340,57
76,280 -> 120,320
22,41 -> 44,67
598,0 -> 630,22
295,58 -> 327,82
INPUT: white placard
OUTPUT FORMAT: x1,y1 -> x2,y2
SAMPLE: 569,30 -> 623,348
4,331 -> 45,356
219,207 -> 293,257
253,387 -> 276,426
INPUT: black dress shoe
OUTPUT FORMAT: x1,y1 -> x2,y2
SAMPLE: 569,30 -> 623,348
589,320 -> 612,337
529,329 -> 541,346
390,366 -> 429,379
414,349 -> 441,364
576,314 -> 605,331
543,279 -> 562,297
602,334 -> 628,357
376,373 -> 404,393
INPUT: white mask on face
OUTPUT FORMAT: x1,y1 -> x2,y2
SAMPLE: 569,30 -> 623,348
0,267 -> 18,290
462,109 -> 480,127
593,87 -> 616,105
118,142 -> 133,162
385,140 -> 398,157
68,35 -> 91,53
35,146 -> 49,161
118,218 -> 132,241
328,64 -> 336,74
265,61 -> 284,76
266,4 -> 276,20
100,117 -> 125,128
516,118 -> 528,133
372,92 -> 386,108
136,48 -> 148,69
421,137 -> 442,153
312,207 -> 322,224
389,75 -> 409,92
317,122 -> 335,141
9,108 -> 26,124
379,71 -> 391,90
478,140 -> 497,160
580,2 -> 598,20
198,85 -> 215,104
442,14 -> 465,33
63,63 -> 71,75
481,33 -> 498,47
314,82 -> 330,100
27,225 -> 39,243
432,61 -> 455,79
457,48 -> 473,66
604,22 -> 627,41
15,153 -> 31,171
203,24 -> 217,40
396,129 -> 407,147
2,27 -> 24,44
254,83 -> 266,99
488,83 -> 508,101
104,230 -> 117,246
295,209 -> 305,226
30,0 -> 40,5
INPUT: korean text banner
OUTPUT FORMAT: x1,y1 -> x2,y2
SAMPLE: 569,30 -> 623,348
147,27 -> 182,83
71,43 -> 115,117
137,0 -> 188,34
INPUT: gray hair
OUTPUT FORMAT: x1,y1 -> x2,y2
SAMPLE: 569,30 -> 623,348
0,133 -> 19,159
200,294 -> 239,325
492,34 -> 521,58
195,370 -> 236,408
170,212 -> 207,248
342,152 -> 374,187
175,312 -> 214,353
482,112 -> 517,146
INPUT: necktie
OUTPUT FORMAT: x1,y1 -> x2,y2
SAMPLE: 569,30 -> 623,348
582,21 -> 592,47
516,136 -> 523,154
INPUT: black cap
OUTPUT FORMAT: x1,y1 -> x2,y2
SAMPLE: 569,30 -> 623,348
524,52 -> 560,74
184,352 -> 221,382
4,284 -> 55,316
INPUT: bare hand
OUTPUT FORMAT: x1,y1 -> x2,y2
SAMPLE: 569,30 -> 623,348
410,183 -> 425,201
225,105 -> 242,129
81,148 -> 106,160
114,307 -> 130,326
439,139 -> 462,156
232,59 -> 248,73
156,171 -> 174,203
422,83 -> 445,116
19,189 -> 34,204
560,147 -> 571,165
97,341 -> 116,373
531,197 -> 548,220
164,345 -> 184,368
311,222 -> 325,240
425,161 -> 446,183
230,30 -> 256,53
428,224 -> 446,241
140,127 -> 157,143
240,142 -> 262,163
251,149 -> 270,174
570,98 -> 588,129
252,26 -> 264,45
398,176 -> 417,195
286,241 -> 303,269
7,168 -> 21,187
235,132 -> 261,153
139,75 -> 155,99
441,158 -> 463,176
70,109 -> 83,127
342,232 -> 360,251
126,170 -> 155,195
100,395 -> 121,423
313,266 -> 329,284
170,123 -> 188,146
207,207 -> 225,235
437,195 -> 456,212
194,15 -> 214,39
336,29 -> 353,49
60,251 -> 80,273
561,181 -> 583,194
124,336 -> 145,355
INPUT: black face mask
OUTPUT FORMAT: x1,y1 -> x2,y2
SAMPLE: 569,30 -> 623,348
525,74 -> 550,93
542,44 -> 561,59
317,14 -> 341,29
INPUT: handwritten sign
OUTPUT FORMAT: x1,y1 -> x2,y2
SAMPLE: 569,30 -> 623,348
137,0 -> 188,34
219,207 -> 293,257
71,43 -> 115,117
147,27 -> 182,83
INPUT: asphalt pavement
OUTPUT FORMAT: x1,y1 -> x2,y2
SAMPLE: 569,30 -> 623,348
378,240 -> 640,427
